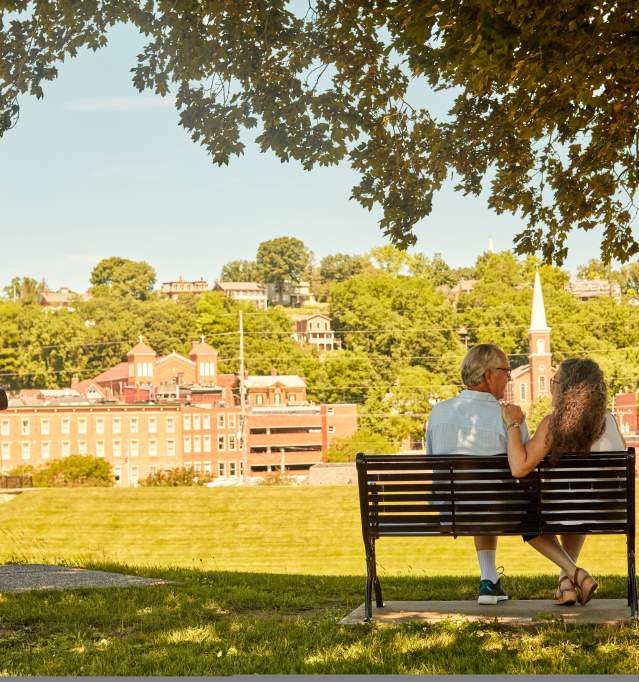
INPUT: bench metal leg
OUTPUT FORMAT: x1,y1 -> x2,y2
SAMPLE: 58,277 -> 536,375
370,542 -> 384,608
628,534 -> 638,617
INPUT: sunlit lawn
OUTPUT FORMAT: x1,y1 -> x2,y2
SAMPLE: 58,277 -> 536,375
0,486 -> 637,674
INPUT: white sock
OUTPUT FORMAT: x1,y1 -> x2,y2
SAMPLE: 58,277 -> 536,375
477,549 -> 499,583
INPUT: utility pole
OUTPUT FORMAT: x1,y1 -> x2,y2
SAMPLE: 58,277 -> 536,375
239,311 -> 248,483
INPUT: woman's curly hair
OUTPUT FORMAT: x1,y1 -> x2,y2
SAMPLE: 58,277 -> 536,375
548,358 -> 607,461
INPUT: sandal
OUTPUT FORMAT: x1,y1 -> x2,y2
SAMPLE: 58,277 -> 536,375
554,575 -> 578,606
573,567 -> 598,606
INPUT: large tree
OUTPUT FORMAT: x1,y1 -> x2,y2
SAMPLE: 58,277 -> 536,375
3,2 -> 639,263
219,259 -> 262,283
89,257 -> 156,300
256,236 -> 311,295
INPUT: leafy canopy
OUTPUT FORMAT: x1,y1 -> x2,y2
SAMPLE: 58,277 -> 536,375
3,2 -> 639,263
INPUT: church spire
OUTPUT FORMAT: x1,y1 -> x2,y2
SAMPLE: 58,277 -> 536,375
530,270 -> 549,331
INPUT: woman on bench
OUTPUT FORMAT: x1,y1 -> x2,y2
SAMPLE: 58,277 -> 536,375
501,358 -> 625,606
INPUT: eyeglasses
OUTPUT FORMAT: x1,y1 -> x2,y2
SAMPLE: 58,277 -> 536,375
494,367 -> 512,379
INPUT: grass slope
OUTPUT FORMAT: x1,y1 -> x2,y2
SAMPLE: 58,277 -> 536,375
0,486 -> 631,575
0,486 -> 638,674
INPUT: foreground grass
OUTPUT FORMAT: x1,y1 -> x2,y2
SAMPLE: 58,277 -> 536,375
0,566 -> 638,675
1,486 -> 638,674
0,486 -> 632,575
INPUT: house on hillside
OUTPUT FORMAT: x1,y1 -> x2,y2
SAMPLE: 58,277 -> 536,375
266,281 -> 316,307
37,287 -> 90,310
293,314 -> 339,351
213,281 -> 267,309
160,278 -> 209,300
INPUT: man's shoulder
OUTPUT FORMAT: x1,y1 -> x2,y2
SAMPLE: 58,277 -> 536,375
430,391 -> 501,414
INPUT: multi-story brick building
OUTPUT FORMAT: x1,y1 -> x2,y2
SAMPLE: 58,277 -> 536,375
0,338 -> 358,484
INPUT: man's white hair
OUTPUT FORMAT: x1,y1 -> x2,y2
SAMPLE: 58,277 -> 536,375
461,344 -> 504,387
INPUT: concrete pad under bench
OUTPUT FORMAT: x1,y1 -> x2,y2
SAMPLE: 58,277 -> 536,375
0,564 -> 169,593
341,599 -> 632,626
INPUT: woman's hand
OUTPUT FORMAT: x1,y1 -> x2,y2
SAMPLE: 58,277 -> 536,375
502,403 -> 525,424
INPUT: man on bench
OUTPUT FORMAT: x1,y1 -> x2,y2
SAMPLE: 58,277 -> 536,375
425,343 -> 529,604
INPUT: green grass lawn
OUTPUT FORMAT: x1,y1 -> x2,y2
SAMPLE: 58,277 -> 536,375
0,486 -> 638,674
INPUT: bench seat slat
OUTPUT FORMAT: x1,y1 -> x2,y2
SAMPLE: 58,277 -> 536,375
369,492 -> 536,503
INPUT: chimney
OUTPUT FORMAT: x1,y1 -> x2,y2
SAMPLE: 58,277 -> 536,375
71,374 -> 80,390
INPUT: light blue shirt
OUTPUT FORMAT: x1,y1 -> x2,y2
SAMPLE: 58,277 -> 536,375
426,389 -> 529,455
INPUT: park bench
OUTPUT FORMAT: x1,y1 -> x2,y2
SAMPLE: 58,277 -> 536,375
356,451 -> 638,620
0,475 -> 32,490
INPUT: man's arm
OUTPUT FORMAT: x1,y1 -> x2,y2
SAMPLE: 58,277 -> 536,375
425,420 -> 433,455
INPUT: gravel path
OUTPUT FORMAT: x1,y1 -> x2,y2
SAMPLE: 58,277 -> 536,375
0,564 -> 169,593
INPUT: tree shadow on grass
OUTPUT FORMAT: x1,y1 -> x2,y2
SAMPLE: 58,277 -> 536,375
0,564 -> 636,675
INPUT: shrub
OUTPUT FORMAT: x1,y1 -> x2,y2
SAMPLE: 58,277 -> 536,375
259,470 -> 295,486
140,467 -> 213,487
23,456 -> 113,487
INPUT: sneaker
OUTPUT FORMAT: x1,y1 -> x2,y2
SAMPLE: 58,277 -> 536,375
478,578 -> 509,605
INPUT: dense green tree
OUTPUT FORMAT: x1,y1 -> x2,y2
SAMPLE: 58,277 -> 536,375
368,245 -> 408,277
4,3 -> 639,261
311,350 -> 377,405
615,262 -> 639,297
319,253 -> 369,285
219,259 -> 262,283
577,259 -> 611,281
2,276 -> 45,304
325,429 -> 397,462
89,257 -> 156,300
407,252 -> 457,287
31,455 -> 113,487
256,237 -> 312,295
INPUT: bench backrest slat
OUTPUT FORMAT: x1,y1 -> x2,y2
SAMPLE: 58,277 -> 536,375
357,451 -> 634,539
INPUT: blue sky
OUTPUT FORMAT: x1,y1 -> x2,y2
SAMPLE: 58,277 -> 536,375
0,24 -> 611,293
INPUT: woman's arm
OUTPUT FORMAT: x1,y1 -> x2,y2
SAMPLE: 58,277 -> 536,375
502,404 -> 551,478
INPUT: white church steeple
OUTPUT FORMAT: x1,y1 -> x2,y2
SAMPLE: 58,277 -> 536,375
530,270 -> 550,331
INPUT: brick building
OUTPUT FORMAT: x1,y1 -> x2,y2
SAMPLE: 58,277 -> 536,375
0,337 -> 357,484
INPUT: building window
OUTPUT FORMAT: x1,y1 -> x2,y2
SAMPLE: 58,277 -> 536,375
183,415 -> 191,431
20,419 -> 30,436
114,466 -> 122,482
203,435 -> 211,452
194,461 -> 202,472
149,465 -> 157,475
274,393 -> 281,406
113,440 -> 121,458
256,394 -> 263,406
61,417 -> 70,434
228,435 -> 236,451
217,414 -> 225,429
229,461 -> 237,477
149,440 -> 157,457
239,461 -> 244,477
218,436 -> 226,451
204,462 -> 211,475
20,442 -> 30,460
1,442 -> 10,461
184,436 -> 192,453
96,417 -> 104,434
519,383 -> 527,401
537,339 -> 546,354
78,417 -> 87,435
131,466 -> 139,486
218,461 -> 226,477
167,439 -> 176,457
61,441 -> 70,457
327,407 -> 334,416
202,415 -> 210,430
539,376 -> 547,393
113,417 -> 121,434
130,440 -> 139,457
96,441 -> 104,458
166,417 -> 175,433
41,441 -> 50,460
228,415 -> 236,429
193,415 -> 201,430
41,418 -> 50,436
130,417 -> 138,433
149,416 -> 157,434
78,441 -> 87,455
193,436 -> 201,453
328,425 -> 335,434
1,420 -> 9,437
